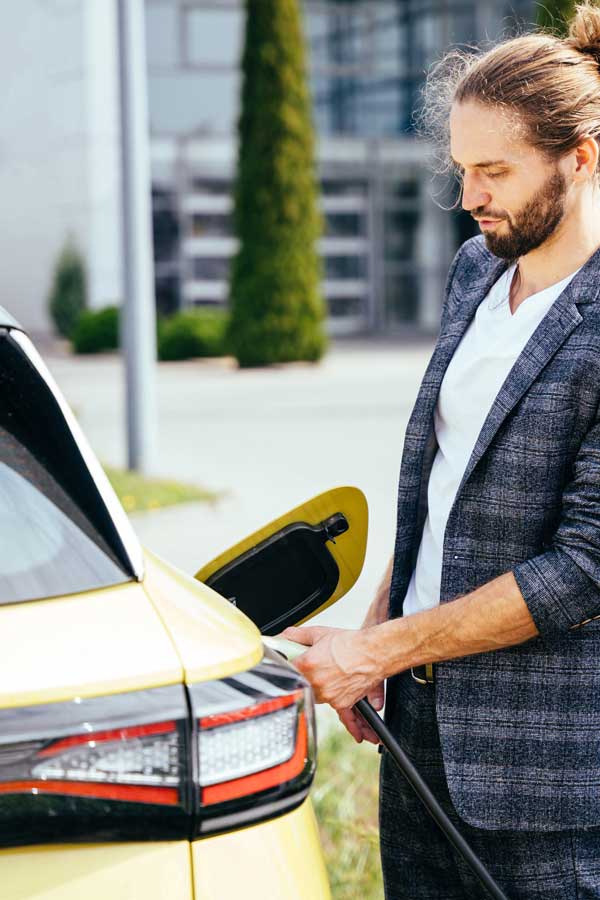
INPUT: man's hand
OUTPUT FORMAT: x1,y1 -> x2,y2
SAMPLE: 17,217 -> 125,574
278,624 -> 385,715
287,557 -> 394,744
336,679 -> 385,745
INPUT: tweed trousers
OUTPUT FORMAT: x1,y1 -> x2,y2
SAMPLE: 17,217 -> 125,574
379,672 -> 600,899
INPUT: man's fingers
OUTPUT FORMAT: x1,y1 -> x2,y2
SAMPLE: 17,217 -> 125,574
354,708 -> 382,744
368,682 -> 385,711
338,707 -> 381,745
338,708 -> 363,743
278,625 -> 321,646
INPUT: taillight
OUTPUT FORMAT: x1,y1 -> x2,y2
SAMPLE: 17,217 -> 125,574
190,648 -> 316,835
0,685 -> 190,847
29,720 -> 181,804
0,650 -> 316,848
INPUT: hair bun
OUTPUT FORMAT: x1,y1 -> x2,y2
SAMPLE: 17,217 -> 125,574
566,1 -> 600,61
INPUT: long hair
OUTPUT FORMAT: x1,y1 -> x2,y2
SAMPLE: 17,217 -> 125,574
418,2 -> 600,186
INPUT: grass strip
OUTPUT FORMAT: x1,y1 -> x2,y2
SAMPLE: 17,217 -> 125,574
313,726 -> 383,899
103,465 -> 218,513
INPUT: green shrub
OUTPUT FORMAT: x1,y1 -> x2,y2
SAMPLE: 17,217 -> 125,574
48,240 -> 88,338
72,306 -> 119,354
228,0 -> 327,368
157,309 -> 229,361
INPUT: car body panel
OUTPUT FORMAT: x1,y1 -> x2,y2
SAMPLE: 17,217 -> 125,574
0,802 -> 329,900
0,582 -> 182,708
142,549 -> 263,683
195,485 -> 368,624
0,841 -> 193,900
192,798 -> 331,900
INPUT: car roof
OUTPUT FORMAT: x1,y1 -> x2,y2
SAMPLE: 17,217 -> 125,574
0,306 -> 24,332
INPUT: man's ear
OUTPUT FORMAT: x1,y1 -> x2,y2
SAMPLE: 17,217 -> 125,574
573,136 -> 599,181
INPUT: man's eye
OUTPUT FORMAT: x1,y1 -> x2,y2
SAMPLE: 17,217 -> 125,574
486,171 -> 506,179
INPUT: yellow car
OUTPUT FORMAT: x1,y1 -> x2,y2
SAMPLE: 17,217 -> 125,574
0,308 -> 368,900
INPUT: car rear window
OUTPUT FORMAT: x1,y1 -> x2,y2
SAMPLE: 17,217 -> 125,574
0,330 -> 136,604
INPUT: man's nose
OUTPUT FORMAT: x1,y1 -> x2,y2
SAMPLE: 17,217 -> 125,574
461,174 -> 492,213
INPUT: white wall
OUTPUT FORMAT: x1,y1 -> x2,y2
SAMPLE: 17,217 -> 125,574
0,0 -> 122,334
84,0 -> 123,311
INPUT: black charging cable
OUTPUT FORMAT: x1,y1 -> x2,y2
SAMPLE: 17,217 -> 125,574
355,698 -> 510,900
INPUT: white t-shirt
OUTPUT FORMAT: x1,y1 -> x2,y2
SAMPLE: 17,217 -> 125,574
402,261 -> 583,617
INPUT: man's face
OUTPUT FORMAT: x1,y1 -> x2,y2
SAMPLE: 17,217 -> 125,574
449,101 -> 568,260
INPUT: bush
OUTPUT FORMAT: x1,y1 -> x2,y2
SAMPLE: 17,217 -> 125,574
48,240 -> 88,338
72,306 -> 119,354
157,309 -> 229,361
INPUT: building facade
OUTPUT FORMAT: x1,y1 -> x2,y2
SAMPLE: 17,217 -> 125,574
0,0 -> 535,336
146,0 -> 535,334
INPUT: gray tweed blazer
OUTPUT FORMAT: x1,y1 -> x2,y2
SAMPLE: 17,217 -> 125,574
387,234 -> 600,831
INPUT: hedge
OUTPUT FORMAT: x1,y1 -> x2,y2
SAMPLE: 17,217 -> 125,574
72,306 -> 119,354
157,309 -> 229,360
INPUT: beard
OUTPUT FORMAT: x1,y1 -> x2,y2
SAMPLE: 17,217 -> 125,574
473,169 -> 567,261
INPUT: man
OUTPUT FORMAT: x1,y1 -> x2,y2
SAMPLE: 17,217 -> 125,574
281,6 -> 600,898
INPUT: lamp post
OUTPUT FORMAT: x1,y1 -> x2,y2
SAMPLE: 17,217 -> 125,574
117,0 -> 158,473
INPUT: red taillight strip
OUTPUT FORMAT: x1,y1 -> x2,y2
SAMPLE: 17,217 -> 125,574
36,720 -> 176,758
0,781 -> 178,805
199,690 -> 302,730
202,712 -> 308,806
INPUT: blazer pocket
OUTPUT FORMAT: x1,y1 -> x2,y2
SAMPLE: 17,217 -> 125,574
513,395 -> 576,433
499,402 -> 576,455
516,392 -> 575,416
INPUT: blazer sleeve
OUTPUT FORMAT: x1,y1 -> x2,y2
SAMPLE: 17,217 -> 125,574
513,412 -> 600,642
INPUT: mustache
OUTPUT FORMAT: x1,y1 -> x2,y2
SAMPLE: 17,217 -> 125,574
472,210 -> 508,221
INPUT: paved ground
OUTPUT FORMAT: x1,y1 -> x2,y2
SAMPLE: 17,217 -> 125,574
46,338 -> 435,629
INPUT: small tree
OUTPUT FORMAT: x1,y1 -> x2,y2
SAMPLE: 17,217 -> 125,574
48,239 -> 88,338
537,0 -> 577,34
228,0 -> 326,368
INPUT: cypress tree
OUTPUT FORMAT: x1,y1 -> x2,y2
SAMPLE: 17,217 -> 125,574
228,0 -> 326,368
537,0 -> 577,34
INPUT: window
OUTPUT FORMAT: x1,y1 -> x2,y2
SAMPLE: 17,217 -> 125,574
384,209 -> 419,261
193,257 -> 231,280
324,256 -> 366,279
191,178 -> 232,195
327,296 -> 364,318
192,213 -> 233,237
0,332 -> 134,605
324,212 -> 365,237
384,271 -> 420,324
320,178 -> 367,196
152,188 -> 179,262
